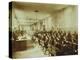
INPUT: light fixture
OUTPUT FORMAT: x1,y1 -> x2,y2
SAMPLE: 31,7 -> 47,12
34,10 -> 39,21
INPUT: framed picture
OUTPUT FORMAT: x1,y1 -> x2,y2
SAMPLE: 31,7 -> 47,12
9,1 -> 78,59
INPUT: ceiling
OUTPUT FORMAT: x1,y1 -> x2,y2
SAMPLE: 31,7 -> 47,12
12,2 -> 72,26
12,2 -> 71,13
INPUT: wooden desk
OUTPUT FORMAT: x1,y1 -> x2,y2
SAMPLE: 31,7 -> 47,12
12,40 -> 27,51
